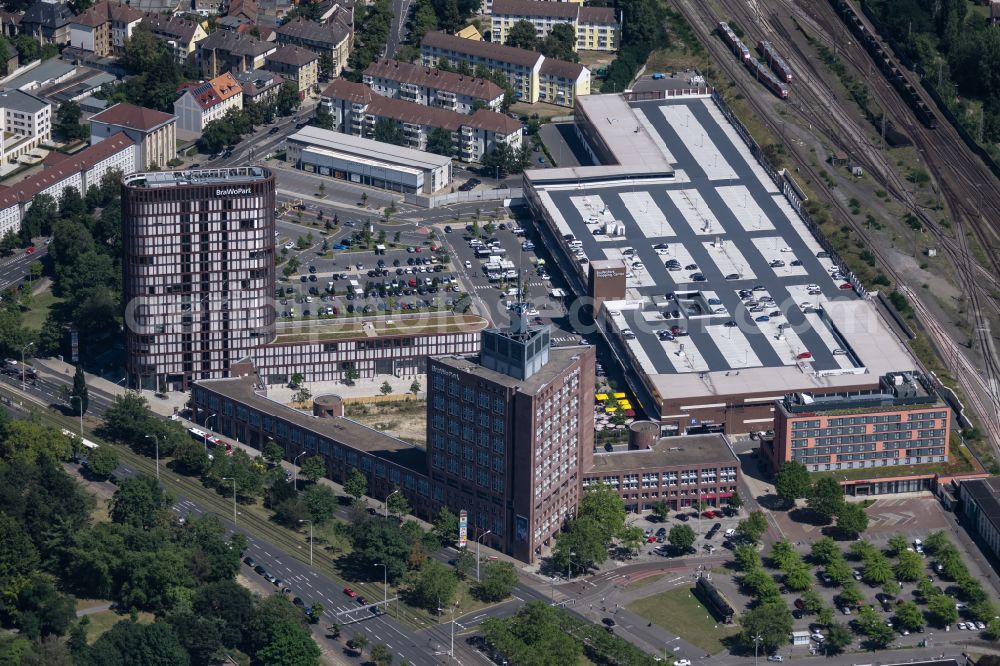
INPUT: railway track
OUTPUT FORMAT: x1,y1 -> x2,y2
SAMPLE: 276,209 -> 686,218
671,0 -> 1000,452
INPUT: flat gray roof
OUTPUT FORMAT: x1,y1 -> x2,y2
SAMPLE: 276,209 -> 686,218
574,94 -> 672,172
124,167 -> 271,188
434,343 -> 590,395
0,88 -> 48,113
588,433 -> 736,473
288,126 -> 451,171
526,94 -> 917,402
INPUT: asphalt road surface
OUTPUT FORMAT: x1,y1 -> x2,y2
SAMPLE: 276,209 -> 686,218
0,244 -> 48,290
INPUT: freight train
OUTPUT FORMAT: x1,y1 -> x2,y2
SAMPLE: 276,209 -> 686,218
758,41 -> 793,83
717,23 -> 789,99
829,0 -> 938,129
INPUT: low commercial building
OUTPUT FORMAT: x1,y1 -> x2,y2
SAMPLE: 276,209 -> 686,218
264,45 -> 318,97
0,133 -> 137,236
959,477 -> 1000,563
173,72 -> 244,132
363,58 -> 505,114
89,102 -> 177,169
765,371 -> 952,494
68,0 -> 144,57
197,30 -> 276,79
320,78 -> 522,162
420,30 -> 589,107
275,17 -> 352,78
490,0 -> 619,53
286,125 -> 453,194
584,430 -> 739,512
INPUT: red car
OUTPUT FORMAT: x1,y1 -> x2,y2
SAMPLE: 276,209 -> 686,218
24,246 -> 35,254
646,535 -> 657,543
343,587 -> 356,598
797,352 -> 813,360
839,282 -> 853,290
702,511 -> 716,518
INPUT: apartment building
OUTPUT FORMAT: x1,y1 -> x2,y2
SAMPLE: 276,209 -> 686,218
320,78 -> 521,162
173,72 -> 244,133
197,30 -> 276,79
765,371 -> 952,495
21,0 -> 74,45
584,432 -> 740,513
0,134 -> 137,237
142,12 -> 208,62
420,30 -> 589,107
275,17 -> 351,78
235,69 -> 285,105
89,102 -> 177,169
490,0 -> 619,52
363,58 -> 504,114
264,45 -> 318,97
427,314 -> 596,562
68,1 -> 144,57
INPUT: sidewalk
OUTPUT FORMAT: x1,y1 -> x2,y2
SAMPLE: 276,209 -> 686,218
265,374 -> 426,403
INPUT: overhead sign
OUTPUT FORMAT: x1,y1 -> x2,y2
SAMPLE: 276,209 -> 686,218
458,510 -> 467,548
215,187 -> 251,197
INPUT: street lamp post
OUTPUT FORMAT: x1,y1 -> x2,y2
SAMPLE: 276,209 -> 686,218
20,342 -> 33,390
292,450 -> 307,490
222,477 -> 237,528
145,434 -> 160,480
753,633 -> 762,666
475,529 -> 492,581
567,550 -> 576,581
70,395 -> 84,440
299,519 -> 313,566
374,563 -> 387,603
385,488 -> 399,519
204,413 -> 217,453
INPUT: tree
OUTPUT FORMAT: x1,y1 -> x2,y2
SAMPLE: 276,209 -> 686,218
734,543 -> 761,571
552,517 -> 606,575
168,613 -> 222,664
784,562 -> 813,592
741,567 -> 781,602
312,103 -> 334,130
667,524 -> 695,549
728,493 -> 743,509
15,574 -> 76,638
344,467 -> 367,500
826,557 -> 853,586
294,386 -> 312,405
299,456 -> 326,483
824,622 -> 852,654
276,82 -> 301,117
810,537 -> 840,565
922,530 -> 951,554
506,19 -> 538,49
426,127 -> 454,156
432,507 -> 459,545
108,475 -> 168,530
303,484 -> 338,524
55,101 -> 88,141
862,552 -> 893,586
411,559 -> 458,612
894,549 -> 924,582
927,594 -> 958,626
374,118 -> 405,145
835,502 -> 869,537
619,525 -> 645,555
452,549 -> 475,580
173,439 -> 210,476
894,600 -> 923,631
263,440 -> 285,465
887,533 -> 909,555
767,539 -> 798,571
352,519 -> 421,584
737,510 -> 768,543
801,589 -> 824,613
379,381 -> 393,395
540,22 -> 577,61
774,461 -> 811,505
386,489 -> 410,517
409,380 -> 421,395
87,621 -> 191,666
806,477 -> 844,522
370,644 -> 393,666
577,482 -> 626,544
64,366 -> 86,422
86,445 -> 118,478
255,620 -> 321,665
478,561 -> 517,601
651,500 -> 670,522
308,602 -> 324,624
480,602 -> 581,665
740,601 -> 793,653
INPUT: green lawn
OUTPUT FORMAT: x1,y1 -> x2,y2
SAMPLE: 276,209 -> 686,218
625,573 -> 666,591
74,600 -> 155,645
627,586 -> 739,655
22,288 -> 62,331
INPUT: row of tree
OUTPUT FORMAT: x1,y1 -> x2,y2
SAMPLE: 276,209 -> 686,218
0,412 -> 323,665
504,21 -> 577,62
199,93 -> 301,155
600,0 -> 669,93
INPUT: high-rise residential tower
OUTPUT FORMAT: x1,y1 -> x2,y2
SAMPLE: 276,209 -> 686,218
123,167 -> 276,390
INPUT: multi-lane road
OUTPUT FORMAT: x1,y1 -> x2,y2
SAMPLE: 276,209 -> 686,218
0,244 -> 48,291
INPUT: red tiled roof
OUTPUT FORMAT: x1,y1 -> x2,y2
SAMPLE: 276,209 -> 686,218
228,0 -> 258,23
90,102 -> 175,132
183,72 -> 243,110
364,58 -> 504,101
0,135 -> 135,210
321,78 -> 372,104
